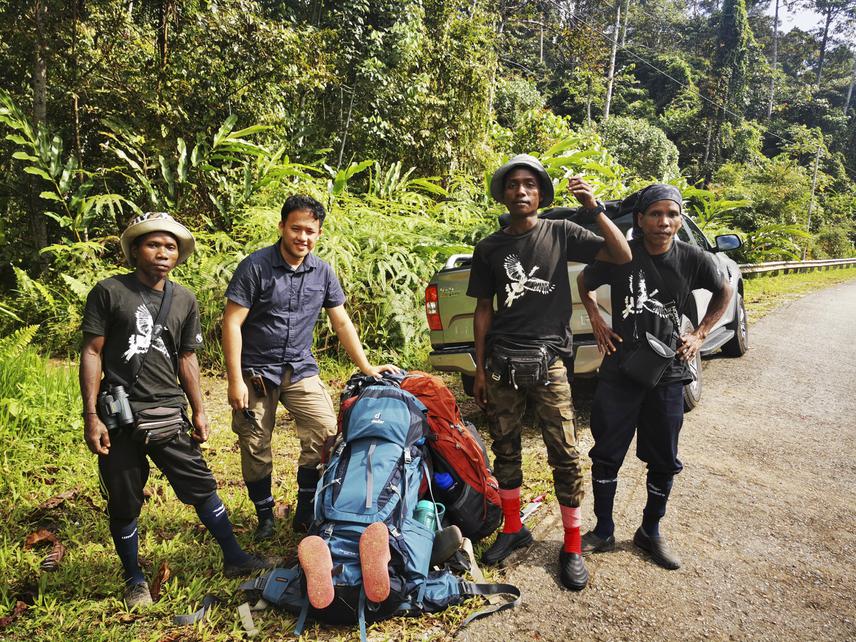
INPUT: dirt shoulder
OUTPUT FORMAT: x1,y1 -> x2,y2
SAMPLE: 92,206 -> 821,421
459,279 -> 856,641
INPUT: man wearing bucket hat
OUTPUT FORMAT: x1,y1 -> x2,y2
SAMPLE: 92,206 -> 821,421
577,184 -> 731,570
80,212 -> 272,609
467,154 -> 631,591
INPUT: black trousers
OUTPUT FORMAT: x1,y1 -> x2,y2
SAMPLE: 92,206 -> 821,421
588,376 -> 685,477
98,426 -> 217,520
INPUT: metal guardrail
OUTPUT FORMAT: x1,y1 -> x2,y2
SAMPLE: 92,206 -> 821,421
738,257 -> 856,276
443,253 -> 856,276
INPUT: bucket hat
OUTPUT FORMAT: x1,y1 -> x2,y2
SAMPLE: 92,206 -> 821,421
120,212 -> 195,266
489,154 -> 554,208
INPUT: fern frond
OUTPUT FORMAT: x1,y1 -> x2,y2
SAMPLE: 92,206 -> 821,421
0,325 -> 38,360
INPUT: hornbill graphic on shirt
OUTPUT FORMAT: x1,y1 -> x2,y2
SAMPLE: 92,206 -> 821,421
123,304 -> 170,362
503,254 -> 555,307
620,271 -> 680,327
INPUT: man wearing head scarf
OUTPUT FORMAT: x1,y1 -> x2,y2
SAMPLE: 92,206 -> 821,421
577,184 -> 732,570
467,155 -> 631,591
80,213 -> 271,609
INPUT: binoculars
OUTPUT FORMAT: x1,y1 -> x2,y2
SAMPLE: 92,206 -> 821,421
97,384 -> 135,429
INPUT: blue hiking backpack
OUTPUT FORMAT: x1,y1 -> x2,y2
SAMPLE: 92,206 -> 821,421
239,375 -> 520,639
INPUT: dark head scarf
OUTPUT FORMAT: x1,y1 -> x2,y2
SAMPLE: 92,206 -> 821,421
636,183 -> 683,214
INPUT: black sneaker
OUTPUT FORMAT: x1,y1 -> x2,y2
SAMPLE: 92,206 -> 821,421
224,553 -> 277,578
481,526 -> 533,565
123,581 -> 153,609
633,527 -> 681,570
581,530 -> 616,555
559,550 -> 589,591
255,515 -> 275,541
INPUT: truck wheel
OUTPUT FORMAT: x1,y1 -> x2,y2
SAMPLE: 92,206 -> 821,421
461,374 -> 475,397
722,294 -> 748,357
683,349 -> 702,412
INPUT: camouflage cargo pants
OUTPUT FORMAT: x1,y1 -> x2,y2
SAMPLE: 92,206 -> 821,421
485,359 -> 584,507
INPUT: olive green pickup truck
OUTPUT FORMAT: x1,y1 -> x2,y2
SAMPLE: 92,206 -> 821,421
423,206 -> 748,410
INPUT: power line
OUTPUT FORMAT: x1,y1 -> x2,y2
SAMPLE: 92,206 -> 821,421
565,2 -> 834,166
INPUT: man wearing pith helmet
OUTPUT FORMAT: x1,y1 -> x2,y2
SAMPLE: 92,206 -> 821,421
466,154 -> 631,590
80,212 -> 271,609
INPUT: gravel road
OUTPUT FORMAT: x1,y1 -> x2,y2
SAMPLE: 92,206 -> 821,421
459,279 -> 856,641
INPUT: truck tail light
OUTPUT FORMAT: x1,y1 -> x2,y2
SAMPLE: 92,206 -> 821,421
425,284 -> 443,331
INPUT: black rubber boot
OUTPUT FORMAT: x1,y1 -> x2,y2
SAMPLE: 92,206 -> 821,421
292,466 -> 320,533
481,526 -> 533,565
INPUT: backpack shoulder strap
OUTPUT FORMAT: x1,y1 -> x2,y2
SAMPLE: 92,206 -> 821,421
457,581 -> 522,626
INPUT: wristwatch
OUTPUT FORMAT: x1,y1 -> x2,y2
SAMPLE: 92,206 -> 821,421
578,201 -> 605,224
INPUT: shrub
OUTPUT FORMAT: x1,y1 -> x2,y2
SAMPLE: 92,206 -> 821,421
813,228 -> 854,258
598,116 -> 680,181
494,77 -> 544,129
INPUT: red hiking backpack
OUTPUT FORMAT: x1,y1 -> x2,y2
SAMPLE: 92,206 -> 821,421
400,371 -> 502,542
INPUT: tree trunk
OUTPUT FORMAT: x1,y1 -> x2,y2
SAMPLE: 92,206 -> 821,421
586,76 -> 593,127
702,112 -> 717,182
802,146 -> 822,260
156,0 -> 175,98
620,0 -> 630,47
844,55 -> 856,115
72,0 -> 84,188
32,9 -> 47,126
766,0 -> 778,119
602,1 -> 621,121
30,0 -> 49,261
158,1 -> 171,71
816,8 -> 833,86
336,87 -> 356,170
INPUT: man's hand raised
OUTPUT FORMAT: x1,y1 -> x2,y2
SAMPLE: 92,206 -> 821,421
567,176 -> 598,210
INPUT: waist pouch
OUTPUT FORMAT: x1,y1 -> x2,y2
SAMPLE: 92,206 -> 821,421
487,342 -> 554,389
619,332 -> 676,389
133,407 -> 185,445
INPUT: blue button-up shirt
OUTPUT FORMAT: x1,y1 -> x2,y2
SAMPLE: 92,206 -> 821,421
225,244 -> 346,385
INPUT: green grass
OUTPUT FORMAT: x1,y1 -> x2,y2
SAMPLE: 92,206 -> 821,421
743,266 -> 856,319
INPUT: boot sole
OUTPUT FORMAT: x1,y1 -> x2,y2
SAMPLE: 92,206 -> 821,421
298,536 -> 335,609
360,522 -> 391,603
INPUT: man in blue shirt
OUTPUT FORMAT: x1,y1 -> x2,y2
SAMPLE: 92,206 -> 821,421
223,194 -> 398,539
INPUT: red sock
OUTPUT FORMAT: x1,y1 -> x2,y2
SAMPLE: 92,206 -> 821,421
560,505 -> 581,554
499,488 -> 522,533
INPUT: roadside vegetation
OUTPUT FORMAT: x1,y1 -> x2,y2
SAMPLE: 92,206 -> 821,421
743,266 -> 856,319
